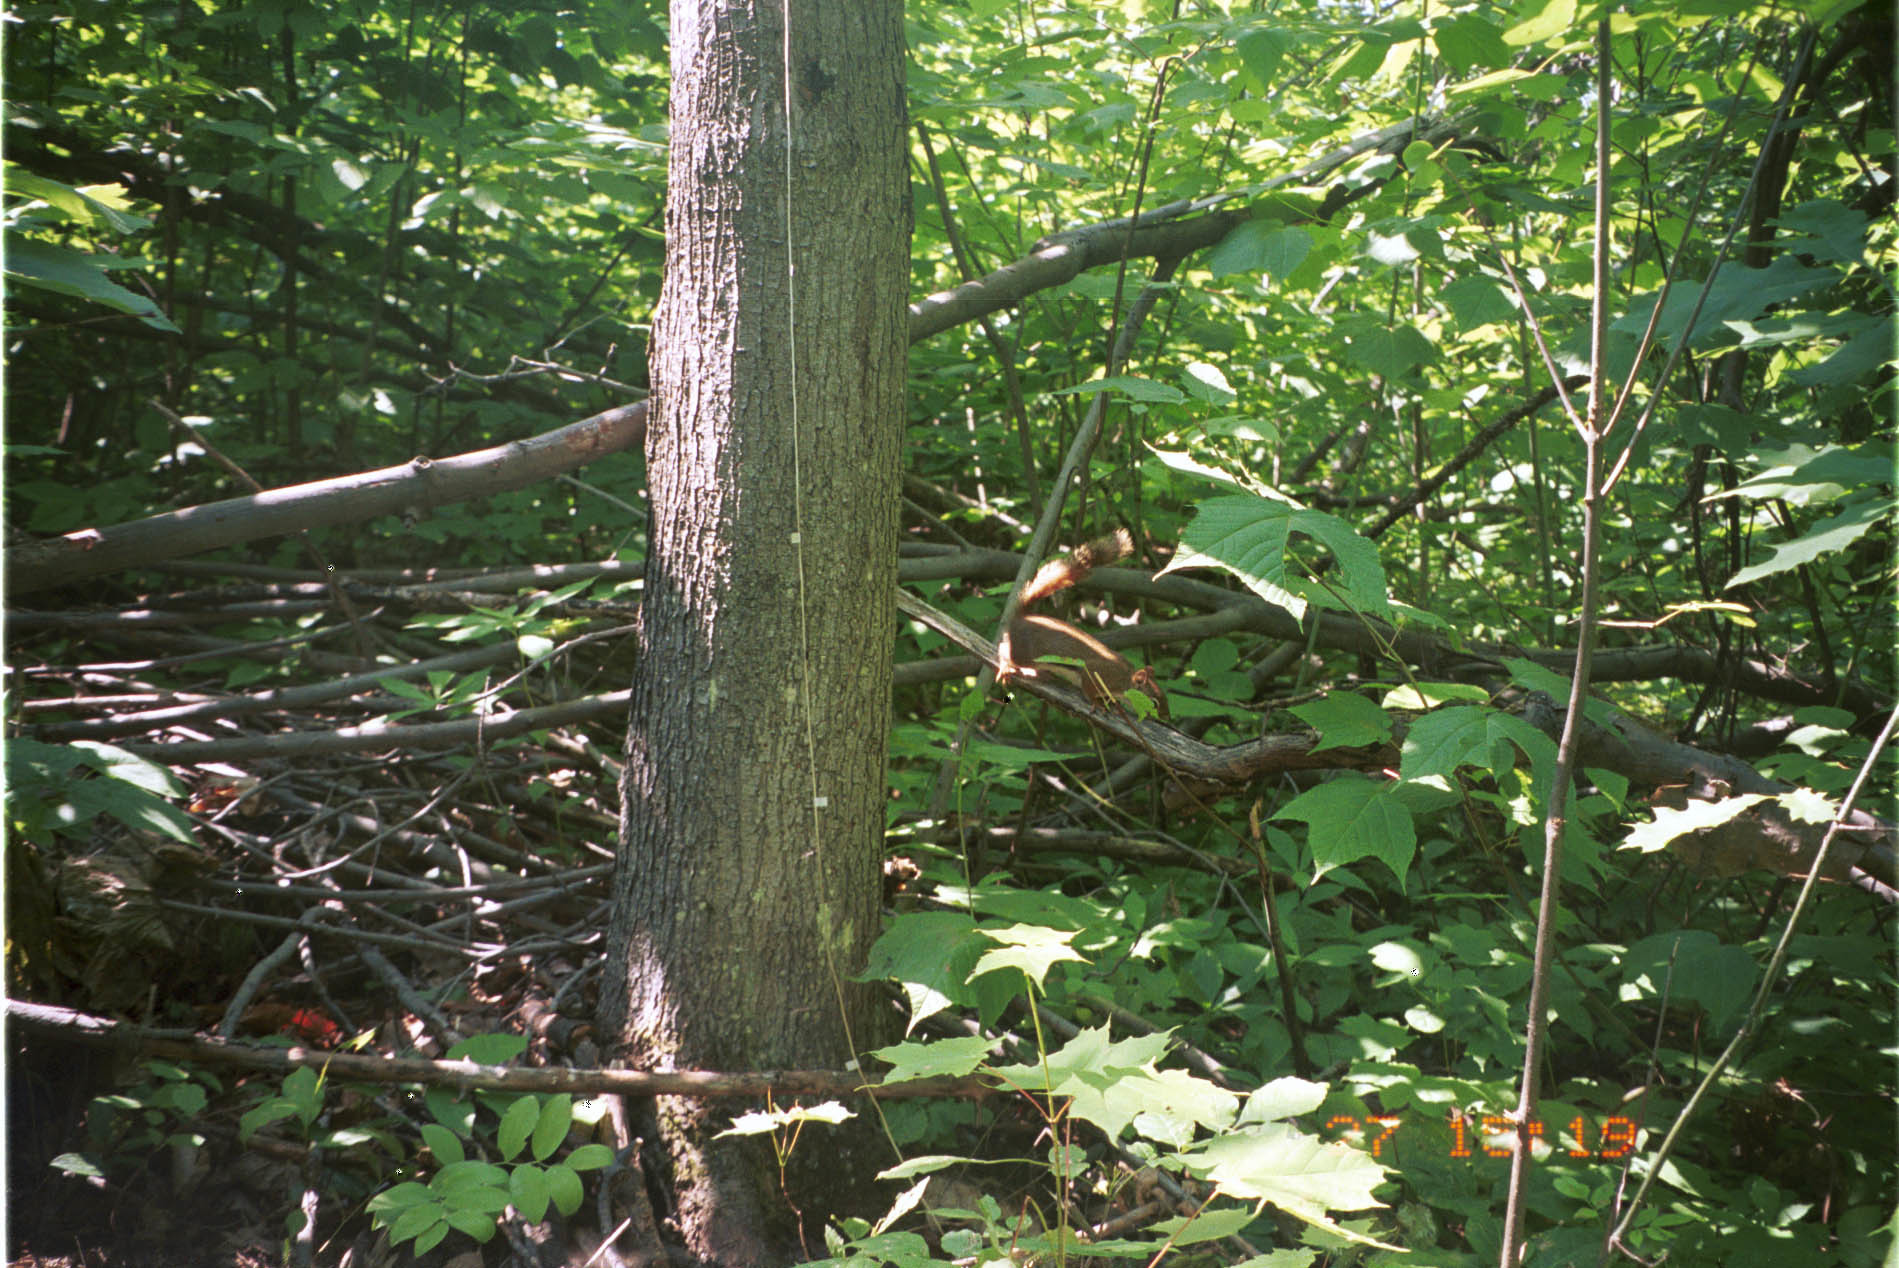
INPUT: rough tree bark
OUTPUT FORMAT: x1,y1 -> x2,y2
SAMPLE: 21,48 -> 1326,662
598,0 -> 907,1263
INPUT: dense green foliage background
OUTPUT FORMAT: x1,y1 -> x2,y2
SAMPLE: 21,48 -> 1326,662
6,0 -> 1893,1264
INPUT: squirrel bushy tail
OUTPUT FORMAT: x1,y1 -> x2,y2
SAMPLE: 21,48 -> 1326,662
1019,527 -> 1133,608
998,527 -> 1167,720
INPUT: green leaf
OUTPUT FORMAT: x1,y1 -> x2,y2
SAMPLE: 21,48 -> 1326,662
968,923 -> 1088,988
1503,0 -> 1578,47
717,1101 -> 854,1140
1433,12 -> 1511,72
330,156 -> 369,191
870,1035 -> 996,1083
861,911 -> 991,1033
4,170 -> 150,232
876,1154 -> 978,1181
1182,360 -> 1236,404
545,1162 -> 585,1216
530,1092 -> 572,1161
1273,777 -> 1416,889
3,240 -> 180,330
1235,28 -> 1291,89
1440,275 -> 1516,329
281,1063 -> 319,1111
1238,1077 -> 1330,1124
443,1208 -> 499,1242
1494,662 -> 1619,726
447,1032 -> 530,1065
565,1143 -> 614,1171
433,1160 -> 510,1193
1161,494 -> 1391,622
1338,318 -> 1437,378
426,1088 -> 477,1137
1615,257 -> 1836,348
388,1200 -> 445,1245
1053,375 -> 1184,403
49,1152 -> 107,1179
1710,443 -> 1896,504
1289,693 -> 1393,752
1208,220 -> 1311,281
1622,793 -> 1770,854
412,1219 -> 451,1254
367,1181 -> 434,1214
509,1163 -> 551,1223
498,1095 -> 540,1161
1399,705 -> 1552,789
440,1183 -> 512,1216
1619,931 -> 1758,1029
419,1123 -> 465,1164
1177,1122 -> 1394,1246
1142,1203 -> 1260,1246
987,1026 -> 1234,1142
239,1099 -> 298,1143
1728,496 -> 1895,588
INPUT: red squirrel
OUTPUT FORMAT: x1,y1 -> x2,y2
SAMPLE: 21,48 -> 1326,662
996,528 -> 1168,719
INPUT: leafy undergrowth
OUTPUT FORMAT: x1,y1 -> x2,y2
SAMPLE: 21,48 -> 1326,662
8,558 -> 1894,1267
843,680 -> 1897,1267
7,566 -> 633,1265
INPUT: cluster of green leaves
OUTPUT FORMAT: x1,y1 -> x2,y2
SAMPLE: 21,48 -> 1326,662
5,0 -> 663,558
903,0 -> 1894,686
5,738 -> 196,847
365,1034 -> 614,1255
884,469 -> 1890,1260
869,695 -> 1894,1264
51,1060 -> 224,1185
8,0 -> 1893,1261
4,165 -> 178,331
47,1033 -> 618,1258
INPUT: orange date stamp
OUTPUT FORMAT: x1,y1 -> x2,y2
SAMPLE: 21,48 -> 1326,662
1322,1112 -> 1639,1160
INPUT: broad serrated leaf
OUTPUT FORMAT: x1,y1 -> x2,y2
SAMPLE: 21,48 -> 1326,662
1239,1077 -> 1330,1124
1399,706 -> 1552,788
870,1035 -> 996,1083
1177,1122 -> 1392,1240
1289,692 -> 1392,752
1622,794 -> 1769,854
988,1026 -> 1227,1141
1726,496 -> 1894,588
3,240 -> 179,330
1273,777 -> 1415,889
1209,220 -> 1311,281
968,923 -> 1087,987
1160,495 -> 1389,622
1053,374 -> 1184,403
860,910 -> 989,1033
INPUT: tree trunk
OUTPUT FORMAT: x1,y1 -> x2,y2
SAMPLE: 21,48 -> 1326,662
598,0 -> 907,1262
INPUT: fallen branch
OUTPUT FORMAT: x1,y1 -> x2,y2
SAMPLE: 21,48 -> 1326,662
7,999 -> 992,1101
